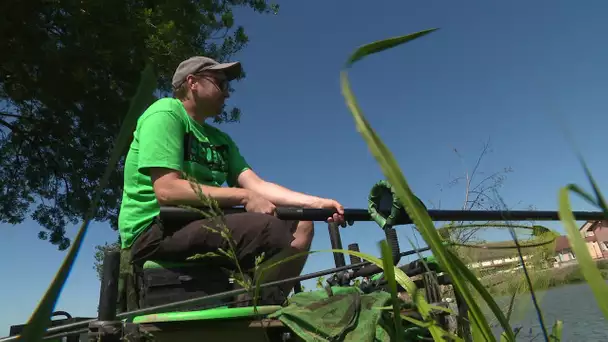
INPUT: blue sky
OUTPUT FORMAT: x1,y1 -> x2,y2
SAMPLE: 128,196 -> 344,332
2,0 -> 608,335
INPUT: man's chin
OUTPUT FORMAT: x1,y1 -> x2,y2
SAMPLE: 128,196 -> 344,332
215,104 -> 227,116
200,104 -> 225,119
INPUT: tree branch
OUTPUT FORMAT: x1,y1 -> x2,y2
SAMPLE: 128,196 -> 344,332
0,112 -> 21,119
0,118 -> 17,133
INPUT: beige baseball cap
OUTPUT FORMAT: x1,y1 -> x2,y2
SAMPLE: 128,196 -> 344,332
171,56 -> 242,89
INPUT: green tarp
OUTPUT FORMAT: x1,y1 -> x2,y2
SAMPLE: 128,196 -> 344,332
267,286 -> 395,342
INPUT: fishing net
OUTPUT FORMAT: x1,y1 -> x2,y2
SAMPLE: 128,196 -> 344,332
268,286 -> 400,342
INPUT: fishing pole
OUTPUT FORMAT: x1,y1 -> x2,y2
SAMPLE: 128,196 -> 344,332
274,208 -> 607,223
161,205 -> 608,224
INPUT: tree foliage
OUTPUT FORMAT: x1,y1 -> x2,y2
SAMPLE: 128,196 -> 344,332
94,239 -> 121,280
0,0 -> 279,250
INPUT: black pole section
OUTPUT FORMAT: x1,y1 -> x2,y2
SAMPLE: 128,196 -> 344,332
159,206 -> 607,224
274,208 -> 607,223
348,243 -> 362,265
2,247 -> 435,342
384,226 -> 400,265
350,227 -> 401,280
328,222 -> 346,268
97,251 -> 120,321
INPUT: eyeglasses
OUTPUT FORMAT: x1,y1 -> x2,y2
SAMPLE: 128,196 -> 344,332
210,76 -> 229,93
196,72 -> 229,93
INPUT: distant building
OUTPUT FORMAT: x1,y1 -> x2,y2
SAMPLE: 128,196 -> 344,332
553,235 -> 575,263
579,220 -> 608,259
553,220 -> 608,263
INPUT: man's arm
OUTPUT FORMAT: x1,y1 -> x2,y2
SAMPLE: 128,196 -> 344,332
236,169 -> 323,208
223,133 -> 343,222
151,168 -> 250,208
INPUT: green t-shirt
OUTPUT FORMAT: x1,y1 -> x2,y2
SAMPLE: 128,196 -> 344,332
118,98 -> 251,249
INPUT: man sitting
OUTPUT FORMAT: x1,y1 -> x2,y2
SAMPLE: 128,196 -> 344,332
118,56 -> 345,302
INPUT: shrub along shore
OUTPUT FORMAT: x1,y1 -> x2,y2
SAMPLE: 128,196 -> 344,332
482,259 -> 608,296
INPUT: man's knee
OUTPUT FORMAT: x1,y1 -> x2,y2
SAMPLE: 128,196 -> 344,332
297,220 -> 314,239
292,220 -> 314,250
223,213 -> 295,268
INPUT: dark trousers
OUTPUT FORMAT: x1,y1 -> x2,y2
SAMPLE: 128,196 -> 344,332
130,212 -> 297,273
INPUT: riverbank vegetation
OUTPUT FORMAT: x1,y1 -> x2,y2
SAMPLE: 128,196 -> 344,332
482,260 -> 608,297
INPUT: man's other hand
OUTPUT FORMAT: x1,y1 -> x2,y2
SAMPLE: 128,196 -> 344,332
310,198 -> 345,225
244,191 -> 276,215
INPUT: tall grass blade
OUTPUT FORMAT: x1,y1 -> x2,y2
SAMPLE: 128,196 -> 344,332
558,185 -> 608,319
339,31 -> 515,341
504,291 -> 517,323
575,151 -> 608,213
19,64 -> 157,341
345,28 -> 438,66
550,320 -> 563,342
558,137 -> 608,320
444,248 -> 513,339
496,185 -> 549,341
507,226 -> 549,342
471,313 -> 486,342
378,240 -> 404,342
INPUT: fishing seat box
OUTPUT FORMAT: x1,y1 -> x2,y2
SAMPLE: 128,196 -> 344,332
137,259 -> 233,312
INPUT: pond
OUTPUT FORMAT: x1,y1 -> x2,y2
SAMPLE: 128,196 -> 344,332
489,282 -> 608,341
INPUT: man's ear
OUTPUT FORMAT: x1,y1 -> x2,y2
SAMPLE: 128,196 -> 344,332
185,74 -> 197,90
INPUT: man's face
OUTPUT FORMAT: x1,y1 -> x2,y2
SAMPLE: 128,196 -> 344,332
187,71 -> 230,116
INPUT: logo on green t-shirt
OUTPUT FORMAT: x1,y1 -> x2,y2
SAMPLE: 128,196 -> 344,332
184,133 -> 229,176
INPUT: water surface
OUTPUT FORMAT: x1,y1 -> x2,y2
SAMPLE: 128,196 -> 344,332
489,282 -> 607,341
